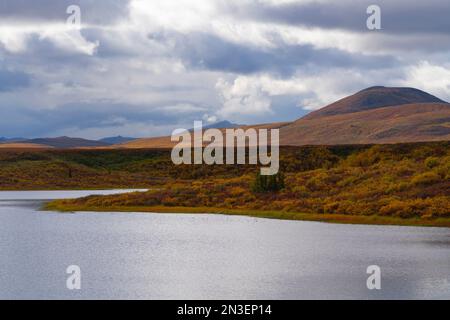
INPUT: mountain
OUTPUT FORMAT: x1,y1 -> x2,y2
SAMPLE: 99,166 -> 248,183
280,86 -> 450,145
280,103 -> 450,145
121,86 -> 449,148
200,120 -> 241,130
2,86 -> 447,149
186,120 -> 241,132
303,86 -> 446,120
27,137 -> 110,148
98,136 -> 137,145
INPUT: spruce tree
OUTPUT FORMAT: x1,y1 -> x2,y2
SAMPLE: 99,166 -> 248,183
252,171 -> 285,193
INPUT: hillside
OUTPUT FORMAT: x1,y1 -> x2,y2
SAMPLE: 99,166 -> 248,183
119,122 -> 289,148
114,86 -> 450,148
280,103 -> 450,145
0,142 -> 51,149
303,86 -> 446,120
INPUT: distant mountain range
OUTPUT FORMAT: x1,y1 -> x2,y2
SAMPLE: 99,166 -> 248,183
1,86 -> 449,149
27,137 -> 110,148
0,136 -> 137,148
98,136 -> 137,145
0,122 -> 241,149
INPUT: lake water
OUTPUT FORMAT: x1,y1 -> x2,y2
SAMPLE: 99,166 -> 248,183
0,191 -> 449,300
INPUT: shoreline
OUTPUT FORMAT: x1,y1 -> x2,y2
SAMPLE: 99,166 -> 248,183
44,202 -> 450,228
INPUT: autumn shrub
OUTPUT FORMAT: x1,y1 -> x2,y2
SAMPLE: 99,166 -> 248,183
422,197 -> 450,218
305,171 -> 329,191
424,157 -> 440,169
379,200 -> 422,218
411,172 -> 441,186
5,142 -> 449,220
385,182 -> 409,194
292,185 -> 309,197
344,145 -> 384,167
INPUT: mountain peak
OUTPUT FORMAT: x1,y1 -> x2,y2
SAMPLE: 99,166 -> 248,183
360,85 -> 386,91
303,86 -> 447,120
188,120 -> 242,131
203,120 -> 241,129
99,136 -> 137,145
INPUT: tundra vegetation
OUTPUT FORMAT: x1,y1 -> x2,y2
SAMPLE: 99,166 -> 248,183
1,142 -> 449,226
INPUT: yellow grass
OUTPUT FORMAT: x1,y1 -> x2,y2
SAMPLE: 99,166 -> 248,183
0,143 -> 52,149
44,203 -> 450,228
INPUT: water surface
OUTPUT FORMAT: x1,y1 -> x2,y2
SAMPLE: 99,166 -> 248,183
0,191 -> 449,299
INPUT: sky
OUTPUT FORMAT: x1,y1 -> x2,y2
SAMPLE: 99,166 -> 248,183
1,0 -> 450,139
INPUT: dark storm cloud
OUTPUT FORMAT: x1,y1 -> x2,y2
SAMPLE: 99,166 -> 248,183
0,69 -> 31,91
232,0 -> 450,34
169,32 -> 397,76
0,0 -> 130,25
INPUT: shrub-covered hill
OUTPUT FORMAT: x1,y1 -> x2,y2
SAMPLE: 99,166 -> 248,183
20,141 -> 449,223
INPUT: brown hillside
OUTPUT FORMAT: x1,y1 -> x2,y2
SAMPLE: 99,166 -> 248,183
304,86 -> 445,120
118,122 -> 290,148
0,143 -> 52,149
280,103 -> 450,145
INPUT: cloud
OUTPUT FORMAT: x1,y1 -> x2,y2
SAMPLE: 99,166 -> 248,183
401,61 -> 450,101
0,24 -> 100,55
0,101 -> 211,139
203,114 -> 218,123
0,69 -> 31,91
0,0 -> 449,138
0,0 -> 130,25
235,0 -> 450,35
215,77 -> 272,119
171,31 -> 397,76
0,0 -> 127,54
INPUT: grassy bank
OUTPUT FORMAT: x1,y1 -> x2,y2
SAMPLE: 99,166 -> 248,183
44,202 -> 450,227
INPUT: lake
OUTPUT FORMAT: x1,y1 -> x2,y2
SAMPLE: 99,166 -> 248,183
0,190 -> 449,299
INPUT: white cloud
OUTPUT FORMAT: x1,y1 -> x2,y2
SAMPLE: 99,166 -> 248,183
157,103 -> 207,114
402,61 -> 450,101
215,76 -> 272,118
40,27 -> 99,55
128,0 -> 216,33
203,114 -> 218,123
0,23 -> 99,55
214,71 -> 373,117
0,27 -> 29,52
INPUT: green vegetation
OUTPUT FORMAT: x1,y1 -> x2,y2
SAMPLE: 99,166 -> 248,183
252,171 -> 285,193
1,142 -> 449,226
